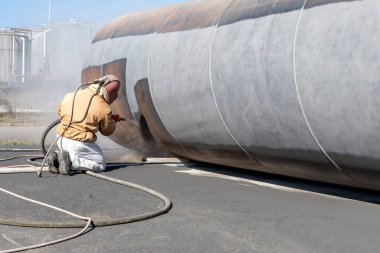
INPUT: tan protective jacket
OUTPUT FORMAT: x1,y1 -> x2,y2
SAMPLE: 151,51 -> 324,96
56,86 -> 116,143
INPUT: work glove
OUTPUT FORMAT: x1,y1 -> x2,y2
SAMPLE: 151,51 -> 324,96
111,114 -> 126,123
111,114 -> 121,123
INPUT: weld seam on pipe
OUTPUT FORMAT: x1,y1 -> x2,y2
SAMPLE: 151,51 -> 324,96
291,0 -> 363,186
207,0 -> 271,171
146,4 -> 187,149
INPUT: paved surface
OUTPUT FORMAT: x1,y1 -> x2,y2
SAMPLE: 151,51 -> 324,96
1,151 -> 380,253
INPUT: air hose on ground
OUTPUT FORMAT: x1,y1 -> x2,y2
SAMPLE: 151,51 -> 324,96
0,169 -> 172,228
8,118 -> 172,228
0,117 -> 173,252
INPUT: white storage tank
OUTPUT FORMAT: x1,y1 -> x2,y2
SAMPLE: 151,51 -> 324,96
41,21 -> 97,85
0,28 -> 31,86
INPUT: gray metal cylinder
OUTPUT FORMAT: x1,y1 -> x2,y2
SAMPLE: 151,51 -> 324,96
82,0 -> 380,190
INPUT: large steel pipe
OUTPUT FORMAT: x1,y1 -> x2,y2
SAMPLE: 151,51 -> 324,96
82,0 -> 380,191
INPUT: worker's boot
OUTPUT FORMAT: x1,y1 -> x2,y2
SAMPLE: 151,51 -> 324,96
46,151 -> 59,174
57,151 -> 72,176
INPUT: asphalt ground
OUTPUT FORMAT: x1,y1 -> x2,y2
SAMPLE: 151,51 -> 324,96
1,151 -> 380,253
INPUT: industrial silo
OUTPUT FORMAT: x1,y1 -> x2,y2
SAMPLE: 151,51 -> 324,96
30,28 -> 51,79
43,21 -> 97,86
0,28 -> 31,86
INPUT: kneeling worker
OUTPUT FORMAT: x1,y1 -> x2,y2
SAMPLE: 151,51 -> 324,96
47,75 -> 123,175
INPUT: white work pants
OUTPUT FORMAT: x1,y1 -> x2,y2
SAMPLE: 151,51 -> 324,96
56,135 -> 106,172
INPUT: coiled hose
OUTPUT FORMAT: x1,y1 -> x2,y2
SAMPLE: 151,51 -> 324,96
0,119 -> 173,228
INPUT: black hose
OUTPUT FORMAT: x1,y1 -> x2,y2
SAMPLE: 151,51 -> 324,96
0,120 -> 172,228
40,119 -> 60,155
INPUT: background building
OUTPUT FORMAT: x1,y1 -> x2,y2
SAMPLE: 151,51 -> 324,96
0,21 -> 98,123
0,20 -> 97,88
0,28 -> 31,86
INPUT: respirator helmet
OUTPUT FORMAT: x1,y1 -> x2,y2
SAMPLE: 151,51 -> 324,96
87,75 -> 121,104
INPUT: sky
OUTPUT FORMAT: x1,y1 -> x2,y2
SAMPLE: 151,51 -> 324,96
0,0 -> 186,28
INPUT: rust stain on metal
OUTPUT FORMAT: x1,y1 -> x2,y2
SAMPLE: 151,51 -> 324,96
92,0 -> 355,43
82,59 -> 132,121
92,0 -> 230,42
82,60 -> 153,154
158,0 -> 229,33
99,59 -> 149,153
81,65 -> 101,84
82,62 -> 168,156
100,58 -> 133,121
134,78 -> 187,157
92,15 -> 128,43
111,5 -> 177,40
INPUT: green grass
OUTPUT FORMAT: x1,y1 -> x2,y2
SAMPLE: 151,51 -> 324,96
0,113 -> 53,126
0,139 -> 39,146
